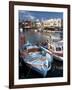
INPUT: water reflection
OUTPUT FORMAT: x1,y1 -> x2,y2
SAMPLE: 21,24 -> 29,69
23,29 -> 62,44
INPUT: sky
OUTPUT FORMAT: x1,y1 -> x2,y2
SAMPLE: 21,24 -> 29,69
19,10 -> 63,22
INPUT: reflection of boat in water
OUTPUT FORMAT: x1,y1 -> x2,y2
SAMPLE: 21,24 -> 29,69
21,41 -> 53,77
47,40 -> 63,61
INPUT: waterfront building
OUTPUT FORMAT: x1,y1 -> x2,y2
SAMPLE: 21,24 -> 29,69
19,21 -> 32,29
42,18 -> 62,29
35,19 -> 42,30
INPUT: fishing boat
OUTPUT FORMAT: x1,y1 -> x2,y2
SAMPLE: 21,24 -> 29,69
21,41 -> 53,77
48,40 -> 63,61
